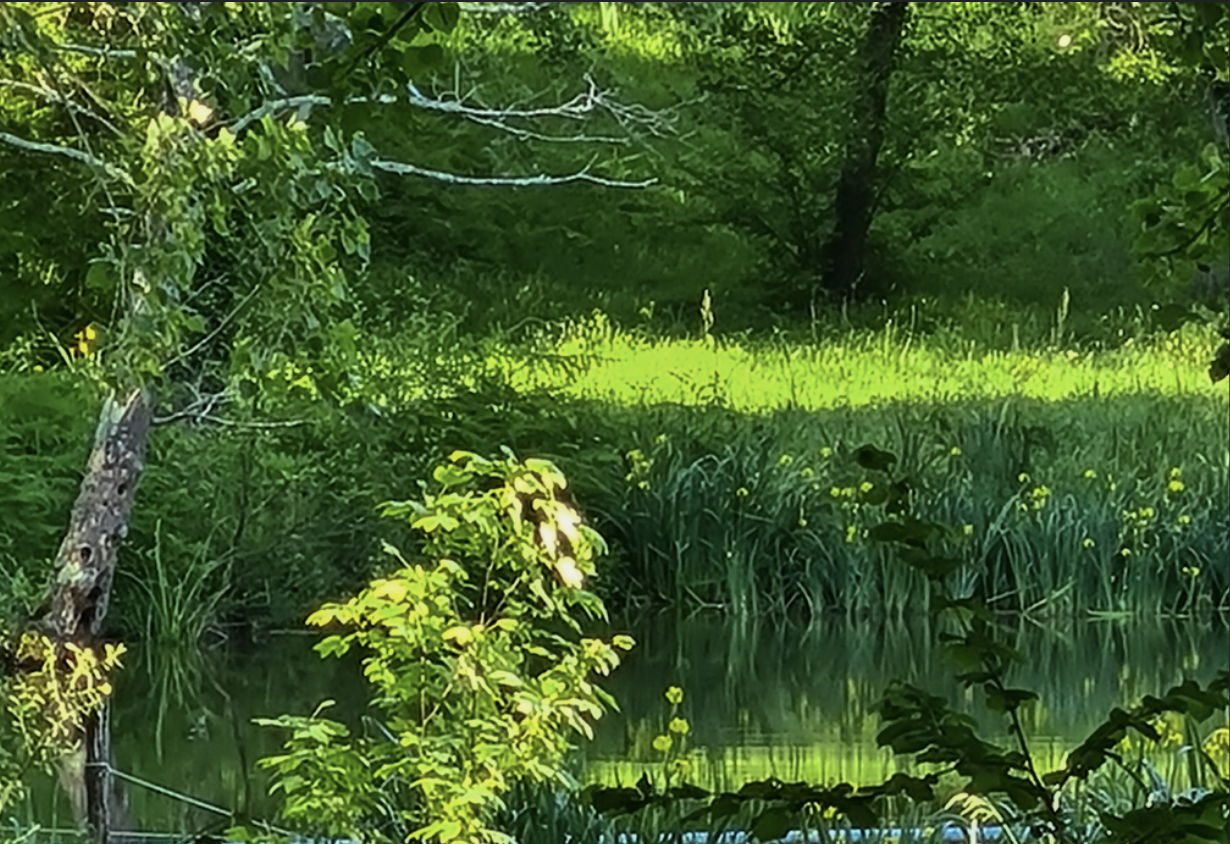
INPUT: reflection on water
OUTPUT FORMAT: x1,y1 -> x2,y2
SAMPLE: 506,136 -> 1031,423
14,615 -> 1229,835
577,614 -> 1228,793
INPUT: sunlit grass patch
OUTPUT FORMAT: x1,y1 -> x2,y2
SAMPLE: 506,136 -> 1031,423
483,310 -> 1227,412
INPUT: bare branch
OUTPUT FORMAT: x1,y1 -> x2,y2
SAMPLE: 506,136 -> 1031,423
0,129 -> 132,183
153,381 -> 309,430
459,2 -> 553,14
229,95 -> 331,135
55,42 -> 137,60
195,415 -> 311,429
406,74 -> 677,140
406,82 -> 634,144
370,157 -> 655,188
164,283 -> 263,372
0,78 -> 123,136
227,72 -> 676,151
153,389 -> 227,427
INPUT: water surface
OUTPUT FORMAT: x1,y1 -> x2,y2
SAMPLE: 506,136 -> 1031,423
18,614 -> 1228,836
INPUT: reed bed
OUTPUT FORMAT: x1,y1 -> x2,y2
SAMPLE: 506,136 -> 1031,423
589,395 -> 1228,618
348,304 -> 1229,618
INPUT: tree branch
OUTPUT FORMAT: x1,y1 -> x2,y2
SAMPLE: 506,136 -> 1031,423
459,2 -> 553,14
0,78 -> 123,136
370,157 -> 655,188
230,95 -> 331,135
0,130 -> 132,183
408,74 -> 677,139
54,43 -> 137,60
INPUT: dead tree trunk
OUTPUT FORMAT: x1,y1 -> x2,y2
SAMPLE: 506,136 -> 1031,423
819,0 -> 910,304
37,388 -> 152,643
35,387 -> 151,843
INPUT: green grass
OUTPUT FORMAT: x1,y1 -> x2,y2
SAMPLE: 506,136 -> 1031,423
578,396 -> 1229,619
487,309 -> 1226,412
4,297 -> 1227,627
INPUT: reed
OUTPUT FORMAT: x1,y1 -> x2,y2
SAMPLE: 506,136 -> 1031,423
122,520 -> 229,646
592,395 -> 1228,619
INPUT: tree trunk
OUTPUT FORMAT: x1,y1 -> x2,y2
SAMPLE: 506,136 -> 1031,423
56,701 -> 131,842
36,388 -> 152,643
36,387 -> 151,843
818,0 -> 910,304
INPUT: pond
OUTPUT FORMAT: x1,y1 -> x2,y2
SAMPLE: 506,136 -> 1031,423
15,613 -> 1228,837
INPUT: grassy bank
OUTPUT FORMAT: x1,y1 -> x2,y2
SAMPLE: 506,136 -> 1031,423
2,299 -> 1227,637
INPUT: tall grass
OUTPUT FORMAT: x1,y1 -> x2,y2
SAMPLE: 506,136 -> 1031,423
587,395 -> 1228,619
4,297 -> 1225,626
122,521 -> 229,646
327,298 -> 1229,619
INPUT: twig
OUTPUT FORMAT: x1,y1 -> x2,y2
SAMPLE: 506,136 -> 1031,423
408,74 -> 677,139
0,78 -> 123,136
0,130 -> 132,183
370,157 -> 654,188
163,284 -> 263,372
406,82 -> 633,144
54,43 -> 137,60
229,95 -> 331,135
459,2 -> 553,13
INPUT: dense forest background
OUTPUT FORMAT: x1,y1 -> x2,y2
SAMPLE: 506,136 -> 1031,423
4,3 -> 1227,345
1,1 -> 1227,637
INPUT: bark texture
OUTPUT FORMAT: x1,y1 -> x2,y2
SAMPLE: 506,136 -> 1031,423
36,389 -> 152,643
34,388 -> 150,844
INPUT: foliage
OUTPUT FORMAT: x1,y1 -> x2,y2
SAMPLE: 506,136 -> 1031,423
0,372 -> 97,628
4,299 -> 1227,634
1133,3 -> 1229,292
584,443 -> 1229,844
249,452 -> 633,844
0,632 -> 126,822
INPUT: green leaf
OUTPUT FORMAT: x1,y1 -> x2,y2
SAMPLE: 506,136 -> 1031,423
423,2 -> 461,34
402,43 -> 445,77
85,261 -> 116,291
750,806 -> 793,842
853,444 -> 897,472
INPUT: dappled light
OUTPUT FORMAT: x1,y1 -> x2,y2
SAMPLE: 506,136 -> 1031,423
1,2 -> 1227,844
